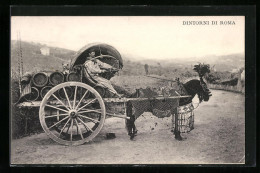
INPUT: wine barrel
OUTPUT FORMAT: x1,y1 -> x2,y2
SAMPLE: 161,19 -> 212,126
66,72 -> 81,82
40,86 -> 52,99
24,87 -> 39,101
49,71 -> 64,86
32,72 -> 49,87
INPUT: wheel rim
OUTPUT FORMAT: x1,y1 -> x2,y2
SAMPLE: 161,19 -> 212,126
39,82 -> 106,146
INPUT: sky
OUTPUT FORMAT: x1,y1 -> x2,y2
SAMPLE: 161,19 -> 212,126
11,16 -> 244,60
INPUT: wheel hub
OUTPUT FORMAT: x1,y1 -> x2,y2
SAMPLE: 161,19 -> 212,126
69,110 -> 78,118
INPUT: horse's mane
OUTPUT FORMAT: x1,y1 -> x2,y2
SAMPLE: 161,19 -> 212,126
179,79 -> 203,105
184,79 -> 200,87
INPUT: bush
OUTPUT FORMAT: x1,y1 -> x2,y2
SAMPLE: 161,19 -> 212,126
205,71 -> 232,84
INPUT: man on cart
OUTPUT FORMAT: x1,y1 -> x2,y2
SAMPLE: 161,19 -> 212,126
84,49 -> 123,98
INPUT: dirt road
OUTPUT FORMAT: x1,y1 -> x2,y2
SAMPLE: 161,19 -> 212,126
11,90 -> 245,164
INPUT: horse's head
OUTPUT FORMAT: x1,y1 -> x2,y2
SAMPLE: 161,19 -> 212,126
183,78 -> 212,103
198,78 -> 212,102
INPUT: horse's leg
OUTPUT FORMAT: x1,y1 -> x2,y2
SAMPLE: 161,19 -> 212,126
190,110 -> 194,130
171,107 -> 182,141
132,122 -> 138,136
129,116 -> 137,140
125,101 -> 137,140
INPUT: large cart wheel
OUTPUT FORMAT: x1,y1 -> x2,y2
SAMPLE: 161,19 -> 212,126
39,82 -> 106,146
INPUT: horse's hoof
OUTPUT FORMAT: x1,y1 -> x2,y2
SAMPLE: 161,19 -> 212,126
106,133 -> 116,139
175,135 -> 183,141
130,134 -> 135,140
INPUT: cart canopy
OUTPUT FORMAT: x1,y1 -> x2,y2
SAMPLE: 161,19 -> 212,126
70,43 -> 123,70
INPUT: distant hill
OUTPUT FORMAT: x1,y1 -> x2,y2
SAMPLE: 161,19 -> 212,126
123,53 -> 244,72
11,41 -> 190,77
11,40 -> 76,73
193,54 -> 244,72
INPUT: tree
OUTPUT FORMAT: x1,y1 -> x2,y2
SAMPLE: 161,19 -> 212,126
144,64 -> 149,75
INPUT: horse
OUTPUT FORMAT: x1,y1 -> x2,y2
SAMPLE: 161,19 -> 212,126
125,77 -> 212,140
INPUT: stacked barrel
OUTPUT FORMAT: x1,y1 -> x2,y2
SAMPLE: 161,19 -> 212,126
24,70 -> 81,101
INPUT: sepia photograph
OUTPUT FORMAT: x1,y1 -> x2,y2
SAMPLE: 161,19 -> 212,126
10,15 -> 247,165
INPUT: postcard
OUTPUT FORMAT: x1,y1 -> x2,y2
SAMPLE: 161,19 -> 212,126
10,7 -> 254,165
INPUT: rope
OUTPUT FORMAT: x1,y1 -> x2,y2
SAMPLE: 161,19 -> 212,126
145,75 -> 177,83
192,102 -> 200,110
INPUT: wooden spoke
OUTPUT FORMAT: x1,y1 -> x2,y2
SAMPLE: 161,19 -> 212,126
46,104 -> 69,113
65,122 -> 70,134
75,118 -> 84,140
75,90 -> 89,110
58,117 -> 71,137
78,109 -> 102,114
45,113 -> 68,119
76,122 -> 79,135
73,86 -> 78,109
77,117 -> 94,132
51,94 -> 70,111
70,118 -> 74,141
78,114 -> 100,123
77,98 -> 97,112
63,87 -> 72,109
48,116 -> 69,130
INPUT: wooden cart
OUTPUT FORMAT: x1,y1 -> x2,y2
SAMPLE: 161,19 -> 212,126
16,43 -> 190,145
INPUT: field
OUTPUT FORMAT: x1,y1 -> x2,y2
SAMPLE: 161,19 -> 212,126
11,89 -> 245,164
